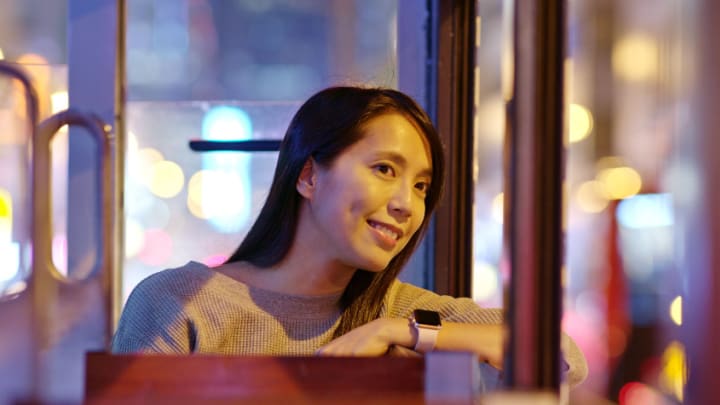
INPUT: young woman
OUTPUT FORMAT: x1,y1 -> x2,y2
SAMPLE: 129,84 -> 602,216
112,86 -> 587,387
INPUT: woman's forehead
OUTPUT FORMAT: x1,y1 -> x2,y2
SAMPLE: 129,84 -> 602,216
352,114 -> 432,165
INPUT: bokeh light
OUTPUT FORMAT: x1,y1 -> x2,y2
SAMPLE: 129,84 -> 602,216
612,33 -> 659,83
659,341 -> 687,402
575,180 -> 609,213
568,103 -> 593,143
200,105 -> 254,233
472,260 -> 499,301
491,192 -> 504,224
147,160 -> 185,199
617,193 -> 673,229
138,229 -> 173,267
0,188 -> 12,242
597,166 -> 642,200
669,296 -> 682,326
201,254 -> 229,268
619,381 -> 669,405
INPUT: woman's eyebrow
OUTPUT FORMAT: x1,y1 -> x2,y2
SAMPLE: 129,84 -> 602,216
373,151 -> 432,178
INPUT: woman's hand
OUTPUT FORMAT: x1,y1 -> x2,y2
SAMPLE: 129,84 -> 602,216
316,318 -> 413,356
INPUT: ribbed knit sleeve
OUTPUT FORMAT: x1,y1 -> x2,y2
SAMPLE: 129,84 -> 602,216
111,269 -> 196,354
382,280 -> 588,388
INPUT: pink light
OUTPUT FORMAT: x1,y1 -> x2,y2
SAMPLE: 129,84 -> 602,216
201,254 -> 228,268
138,229 -> 173,267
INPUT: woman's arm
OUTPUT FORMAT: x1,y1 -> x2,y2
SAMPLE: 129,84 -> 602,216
317,317 -> 586,387
316,318 -> 504,368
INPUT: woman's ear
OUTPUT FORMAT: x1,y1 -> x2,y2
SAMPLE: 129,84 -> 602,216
296,158 -> 317,199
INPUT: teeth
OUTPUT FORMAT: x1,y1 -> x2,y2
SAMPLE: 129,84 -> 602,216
371,222 -> 399,240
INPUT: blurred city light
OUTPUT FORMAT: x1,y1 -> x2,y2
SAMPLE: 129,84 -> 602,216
576,180 -> 609,213
617,193 -> 673,229
612,33 -> 659,83
491,192 -> 504,224
147,160 -> 185,199
659,341 -> 687,402
201,106 -> 253,233
472,260 -> 499,301
597,166 -> 643,200
568,103 -> 593,143
669,296 -> 682,326
138,228 -> 173,267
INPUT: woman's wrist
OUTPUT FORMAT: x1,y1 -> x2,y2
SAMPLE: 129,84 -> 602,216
380,317 -> 418,349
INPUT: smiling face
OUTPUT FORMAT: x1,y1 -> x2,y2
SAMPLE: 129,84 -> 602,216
296,113 -> 433,272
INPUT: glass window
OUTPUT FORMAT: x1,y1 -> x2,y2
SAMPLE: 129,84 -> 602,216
471,0 -> 691,402
123,0 -> 412,300
0,0 -> 69,298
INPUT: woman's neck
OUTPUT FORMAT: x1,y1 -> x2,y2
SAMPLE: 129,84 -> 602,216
222,236 -> 356,297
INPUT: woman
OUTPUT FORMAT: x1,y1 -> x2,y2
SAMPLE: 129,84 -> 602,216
112,86 -> 587,387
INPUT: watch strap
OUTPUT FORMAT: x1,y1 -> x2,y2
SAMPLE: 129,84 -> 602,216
414,325 -> 440,353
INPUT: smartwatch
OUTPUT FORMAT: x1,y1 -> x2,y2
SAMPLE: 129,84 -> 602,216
410,309 -> 442,353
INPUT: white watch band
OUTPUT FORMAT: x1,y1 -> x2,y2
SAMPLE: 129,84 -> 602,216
414,325 -> 440,353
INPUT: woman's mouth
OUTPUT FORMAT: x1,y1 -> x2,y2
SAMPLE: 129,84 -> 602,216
367,220 -> 403,248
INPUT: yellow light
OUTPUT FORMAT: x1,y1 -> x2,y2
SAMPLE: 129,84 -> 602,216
491,192 -> 504,224
659,341 -> 687,402
597,166 -> 642,200
568,103 -> 593,143
0,189 -> 11,219
596,156 -> 625,171
187,171 -> 211,219
138,148 -> 163,166
0,189 -> 12,244
575,180 -> 609,213
131,147 -> 164,184
670,296 -> 682,326
186,170 -> 247,220
147,160 -> 185,199
0,47 -> 4,60
612,33 -> 659,83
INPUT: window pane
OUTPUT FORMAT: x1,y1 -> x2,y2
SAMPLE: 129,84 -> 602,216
123,0 -> 408,300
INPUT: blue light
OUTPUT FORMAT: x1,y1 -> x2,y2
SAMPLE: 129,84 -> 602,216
200,106 -> 253,233
202,106 -> 253,141
617,193 -> 674,229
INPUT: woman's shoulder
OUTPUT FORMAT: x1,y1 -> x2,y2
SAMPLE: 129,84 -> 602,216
128,261 -> 219,298
384,279 -> 503,323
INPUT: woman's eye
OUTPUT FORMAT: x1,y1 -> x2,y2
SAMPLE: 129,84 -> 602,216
375,164 -> 395,176
415,182 -> 430,193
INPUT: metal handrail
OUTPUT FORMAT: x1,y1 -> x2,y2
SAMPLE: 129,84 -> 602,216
33,109 -> 115,283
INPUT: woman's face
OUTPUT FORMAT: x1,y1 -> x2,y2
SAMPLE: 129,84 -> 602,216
301,113 -> 433,272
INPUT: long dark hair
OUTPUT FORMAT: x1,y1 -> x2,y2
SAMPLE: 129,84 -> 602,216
226,86 -> 445,337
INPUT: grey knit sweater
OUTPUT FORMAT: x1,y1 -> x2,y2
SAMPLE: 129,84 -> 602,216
111,261 -> 587,386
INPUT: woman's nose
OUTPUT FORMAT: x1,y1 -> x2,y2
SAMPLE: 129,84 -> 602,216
388,183 -> 413,219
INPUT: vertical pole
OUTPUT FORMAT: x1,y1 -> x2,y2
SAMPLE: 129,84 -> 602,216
505,0 -> 566,391
432,0 -> 476,297
683,0 -> 720,402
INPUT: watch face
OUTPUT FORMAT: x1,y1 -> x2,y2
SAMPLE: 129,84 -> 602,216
414,309 -> 441,326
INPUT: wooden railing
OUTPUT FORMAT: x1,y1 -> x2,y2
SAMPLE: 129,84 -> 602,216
85,351 -> 496,404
